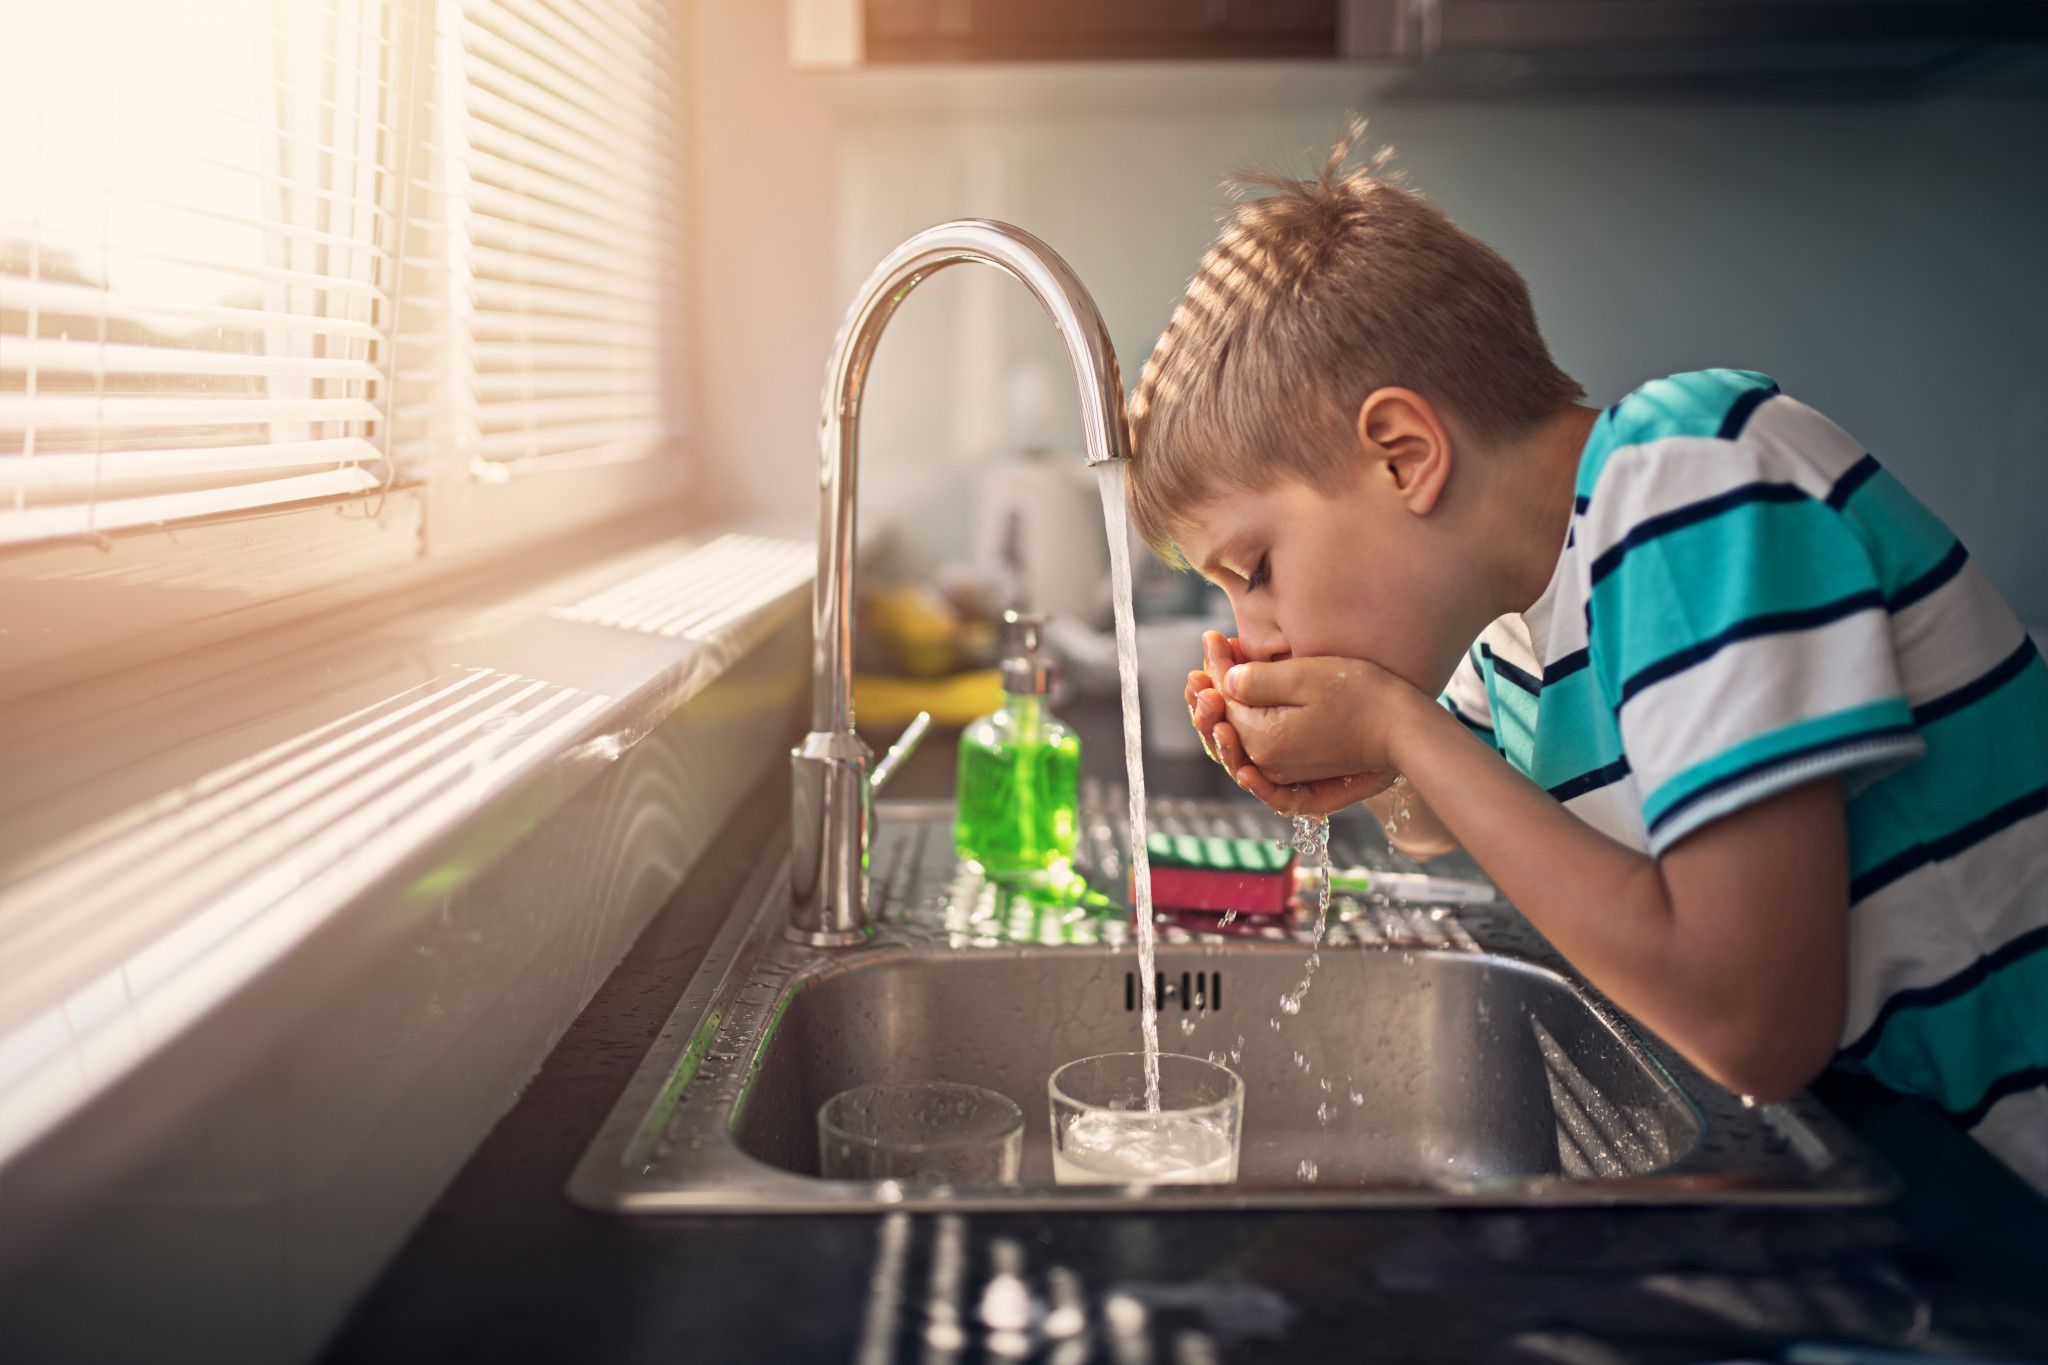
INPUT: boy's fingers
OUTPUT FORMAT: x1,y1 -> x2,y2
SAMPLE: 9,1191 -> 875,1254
1212,719 -> 1250,773
1191,694 -> 1223,761
1234,764 -> 1299,813
1202,631 -> 1233,681
1220,660 -> 1301,707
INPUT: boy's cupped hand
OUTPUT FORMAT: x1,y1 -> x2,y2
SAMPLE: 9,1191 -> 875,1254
1184,630 -> 1405,817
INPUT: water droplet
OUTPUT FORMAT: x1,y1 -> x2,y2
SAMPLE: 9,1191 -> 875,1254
1739,1093 -> 1758,1109
1316,1102 -> 1334,1125
1277,994 -> 1301,1015
1297,1157 -> 1319,1182
1319,1077 -> 1332,1092
1349,1089 -> 1365,1106
1177,1015 -> 1196,1036
1292,1049 -> 1310,1071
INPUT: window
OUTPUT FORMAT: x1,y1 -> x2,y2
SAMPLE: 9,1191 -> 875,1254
431,0 -> 681,479
0,0 -> 689,690
0,0 -> 402,544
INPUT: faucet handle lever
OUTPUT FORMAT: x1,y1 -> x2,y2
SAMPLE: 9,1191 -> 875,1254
869,711 -> 932,792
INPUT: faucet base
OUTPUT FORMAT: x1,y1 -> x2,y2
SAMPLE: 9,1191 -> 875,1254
788,733 -> 873,943
783,924 -> 870,948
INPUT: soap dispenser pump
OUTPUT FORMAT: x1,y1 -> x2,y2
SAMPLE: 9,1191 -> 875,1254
954,611 -> 1081,883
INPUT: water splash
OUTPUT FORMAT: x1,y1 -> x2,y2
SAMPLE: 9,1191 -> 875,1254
1097,467 -> 1161,1111
1383,776 -> 1413,841
1276,814 -> 1332,1016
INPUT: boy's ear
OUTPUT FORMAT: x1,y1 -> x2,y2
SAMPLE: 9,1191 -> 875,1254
1356,387 -> 1452,515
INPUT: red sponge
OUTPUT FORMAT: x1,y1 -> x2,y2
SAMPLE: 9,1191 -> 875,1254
1136,832 -> 1296,917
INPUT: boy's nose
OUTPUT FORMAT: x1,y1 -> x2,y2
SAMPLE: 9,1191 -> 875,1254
1225,597 -> 1288,664
1236,623 -> 1291,664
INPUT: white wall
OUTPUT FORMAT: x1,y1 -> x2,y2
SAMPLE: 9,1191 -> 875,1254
690,12 -> 2048,620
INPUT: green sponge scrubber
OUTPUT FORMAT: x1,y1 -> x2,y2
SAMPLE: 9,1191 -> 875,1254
1137,832 -> 1297,916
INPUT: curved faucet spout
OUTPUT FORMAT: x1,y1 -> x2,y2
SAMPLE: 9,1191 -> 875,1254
791,220 -> 1132,945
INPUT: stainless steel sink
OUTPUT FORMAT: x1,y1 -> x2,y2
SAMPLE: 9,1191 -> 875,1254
571,797 -> 1894,1211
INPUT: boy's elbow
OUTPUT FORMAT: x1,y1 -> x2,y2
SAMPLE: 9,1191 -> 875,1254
1390,828 -> 1460,862
1689,1009 -> 1839,1104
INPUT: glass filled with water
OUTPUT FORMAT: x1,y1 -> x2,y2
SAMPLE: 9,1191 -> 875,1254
817,1081 -> 1023,1183
1048,1052 -> 1243,1185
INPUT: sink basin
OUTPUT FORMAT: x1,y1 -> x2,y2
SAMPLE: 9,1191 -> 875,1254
733,948 -> 1696,1186
571,798 -> 1894,1211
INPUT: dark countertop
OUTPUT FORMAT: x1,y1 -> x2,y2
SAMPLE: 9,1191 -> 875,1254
325,708 -> 2048,1365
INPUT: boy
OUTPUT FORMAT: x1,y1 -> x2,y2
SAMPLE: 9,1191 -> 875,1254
1131,127 -> 2048,1193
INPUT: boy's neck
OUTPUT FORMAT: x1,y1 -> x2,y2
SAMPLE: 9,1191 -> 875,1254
1489,403 -> 1600,617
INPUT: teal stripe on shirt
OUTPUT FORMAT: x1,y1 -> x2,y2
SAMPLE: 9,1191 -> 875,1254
1850,936 -> 2048,1118
1528,670 -> 1626,794
1835,465 -> 1960,599
1641,697 -> 1917,834
1481,657 -> 1542,768
1847,652 -> 2048,887
1577,369 -> 1779,497
1588,496 -> 1879,701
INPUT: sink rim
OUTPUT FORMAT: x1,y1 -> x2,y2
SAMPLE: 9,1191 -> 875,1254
568,814 -> 1899,1214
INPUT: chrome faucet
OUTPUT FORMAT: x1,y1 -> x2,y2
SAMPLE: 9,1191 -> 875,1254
790,220 -> 1133,945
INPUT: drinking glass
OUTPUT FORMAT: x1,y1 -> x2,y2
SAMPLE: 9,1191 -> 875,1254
817,1081 -> 1023,1183
1048,1052 -> 1243,1185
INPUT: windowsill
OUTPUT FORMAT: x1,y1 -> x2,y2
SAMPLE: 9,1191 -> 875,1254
0,448 -> 694,705
0,507 -> 816,1171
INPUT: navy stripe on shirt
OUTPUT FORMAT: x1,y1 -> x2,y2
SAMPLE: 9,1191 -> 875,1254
1955,1066 -> 2048,1129
1912,636 -> 2039,729
1716,383 -> 1780,440
1842,923 -> 2048,1059
1850,783 -> 2048,904
1617,589 -> 1886,706
1479,644 -> 1543,697
1547,756 -> 1632,803
1824,453 -> 1881,510
1889,540 -> 1969,613
1588,482 -> 1810,588
1543,648 -> 1590,686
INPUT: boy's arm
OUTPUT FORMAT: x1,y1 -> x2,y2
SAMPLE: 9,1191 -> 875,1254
1383,689 -> 1849,1101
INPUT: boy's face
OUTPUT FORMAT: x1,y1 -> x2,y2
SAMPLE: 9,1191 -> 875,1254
1179,471 -> 1478,697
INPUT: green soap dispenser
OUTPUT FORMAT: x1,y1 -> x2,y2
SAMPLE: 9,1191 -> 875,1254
955,611 -> 1081,883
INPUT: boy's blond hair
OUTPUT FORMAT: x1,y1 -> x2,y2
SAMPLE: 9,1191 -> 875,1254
1127,122 -> 1583,567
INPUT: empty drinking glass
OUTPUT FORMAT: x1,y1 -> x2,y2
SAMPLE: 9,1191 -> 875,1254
1049,1052 -> 1243,1185
817,1081 -> 1023,1183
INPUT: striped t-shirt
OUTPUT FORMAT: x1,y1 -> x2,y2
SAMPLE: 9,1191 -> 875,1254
1440,369 -> 2048,1192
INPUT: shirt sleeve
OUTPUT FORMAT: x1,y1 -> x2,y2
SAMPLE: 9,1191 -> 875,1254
1582,443 -> 1926,855
1438,645 -> 1500,753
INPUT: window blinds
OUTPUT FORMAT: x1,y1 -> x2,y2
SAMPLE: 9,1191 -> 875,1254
0,0 -> 407,546
431,0 -> 681,476
1,0 -> 683,549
